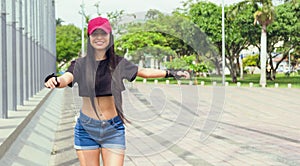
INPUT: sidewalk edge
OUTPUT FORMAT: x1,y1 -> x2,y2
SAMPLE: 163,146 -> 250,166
0,89 -> 54,159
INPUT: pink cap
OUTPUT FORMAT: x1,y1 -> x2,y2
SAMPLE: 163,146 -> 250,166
87,17 -> 112,35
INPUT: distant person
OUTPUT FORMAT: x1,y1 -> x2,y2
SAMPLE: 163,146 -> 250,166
44,16 -> 189,166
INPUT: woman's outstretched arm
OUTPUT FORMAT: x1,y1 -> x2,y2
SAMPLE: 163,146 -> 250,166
44,72 -> 73,89
137,68 -> 190,79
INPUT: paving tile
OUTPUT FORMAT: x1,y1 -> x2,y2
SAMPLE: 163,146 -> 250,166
1,85 -> 300,165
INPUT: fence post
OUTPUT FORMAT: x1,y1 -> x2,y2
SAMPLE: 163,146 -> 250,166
1,0 -> 8,118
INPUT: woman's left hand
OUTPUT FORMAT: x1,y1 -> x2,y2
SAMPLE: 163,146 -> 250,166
175,71 -> 190,79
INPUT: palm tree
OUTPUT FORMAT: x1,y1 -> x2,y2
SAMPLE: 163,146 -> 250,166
234,0 -> 275,86
56,18 -> 64,26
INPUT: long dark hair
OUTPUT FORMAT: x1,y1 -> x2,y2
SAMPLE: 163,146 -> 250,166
84,33 -> 128,123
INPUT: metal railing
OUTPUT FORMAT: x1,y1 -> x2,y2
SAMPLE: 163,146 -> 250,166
0,0 -> 56,118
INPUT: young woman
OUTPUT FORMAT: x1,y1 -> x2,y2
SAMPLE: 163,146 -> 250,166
44,16 -> 189,166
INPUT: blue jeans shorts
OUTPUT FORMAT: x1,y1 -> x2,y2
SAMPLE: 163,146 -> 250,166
74,111 -> 126,150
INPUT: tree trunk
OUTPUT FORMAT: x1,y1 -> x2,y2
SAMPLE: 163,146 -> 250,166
229,60 -> 238,83
231,69 -> 237,83
213,55 -> 221,75
268,54 -> 276,80
259,24 -> 267,86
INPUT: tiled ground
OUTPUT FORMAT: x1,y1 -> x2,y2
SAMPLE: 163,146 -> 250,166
1,83 -> 300,166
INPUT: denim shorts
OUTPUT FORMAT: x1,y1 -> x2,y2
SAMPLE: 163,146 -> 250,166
74,111 -> 126,150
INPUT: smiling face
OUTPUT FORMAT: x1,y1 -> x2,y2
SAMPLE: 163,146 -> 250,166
89,29 -> 110,51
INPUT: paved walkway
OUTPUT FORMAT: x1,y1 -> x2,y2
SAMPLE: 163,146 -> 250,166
1,83 -> 300,165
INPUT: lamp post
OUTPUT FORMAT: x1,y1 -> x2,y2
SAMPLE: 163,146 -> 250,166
1,0 -> 8,118
81,0 -> 85,57
222,0 -> 225,85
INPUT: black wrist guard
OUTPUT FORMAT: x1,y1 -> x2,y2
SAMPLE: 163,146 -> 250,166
165,70 -> 181,79
165,70 -> 174,78
44,73 -> 60,87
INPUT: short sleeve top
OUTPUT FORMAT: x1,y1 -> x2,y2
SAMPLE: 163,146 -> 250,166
66,55 -> 138,97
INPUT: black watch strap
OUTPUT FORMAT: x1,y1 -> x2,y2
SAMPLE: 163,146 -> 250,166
44,73 -> 60,87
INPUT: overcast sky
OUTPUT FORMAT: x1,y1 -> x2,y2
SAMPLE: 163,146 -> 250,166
55,0 -> 242,28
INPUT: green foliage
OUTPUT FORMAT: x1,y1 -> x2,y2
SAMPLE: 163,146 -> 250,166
187,1 -> 260,81
66,1 -> 299,82
56,24 -> 82,71
115,9 -> 218,78
115,31 -> 175,64
243,54 -> 259,66
227,4 -> 261,46
116,12 -> 195,64
163,55 -> 211,73
188,1 -> 222,44
145,9 -> 164,20
252,0 -> 275,26
116,31 -> 168,51
265,1 -> 300,70
193,63 -> 210,73
135,73 -> 300,88
164,56 -> 190,70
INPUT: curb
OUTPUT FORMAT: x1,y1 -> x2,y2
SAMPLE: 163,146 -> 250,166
0,89 -> 54,160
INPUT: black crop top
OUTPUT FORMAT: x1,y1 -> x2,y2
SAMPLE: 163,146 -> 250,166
66,56 -> 138,97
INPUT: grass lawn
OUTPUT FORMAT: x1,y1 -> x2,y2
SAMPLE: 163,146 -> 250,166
134,73 -> 300,88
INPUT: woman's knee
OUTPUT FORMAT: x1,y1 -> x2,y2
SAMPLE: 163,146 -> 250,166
101,148 -> 125,166
76,149 -> 100,166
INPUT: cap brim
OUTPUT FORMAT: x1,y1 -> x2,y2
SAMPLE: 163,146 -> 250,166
89,26 -> 110,35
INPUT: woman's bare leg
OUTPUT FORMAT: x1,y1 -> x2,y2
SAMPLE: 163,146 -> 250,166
76,149 -> 100,166
101,148 -> 125,166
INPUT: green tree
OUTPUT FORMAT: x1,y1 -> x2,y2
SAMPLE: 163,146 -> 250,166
184,2 -> 223,76
268,0 -> 300,73
115,9 -> 215,71
56,18 -> 64,26
56,25 -> 82,71
243,54 -> 259,67
115,31 -> 175,67
125,12 -> 192,57
145,9 -> 164,20
187,1 -> 259,82
233,0 -> 275,86
163,55 -> 212,75
243,54 -> 259,74
225,4 -> 261,82
141,11 -> 215,70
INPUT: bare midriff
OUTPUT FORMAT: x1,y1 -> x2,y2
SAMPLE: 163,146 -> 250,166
81,96 -> 118,120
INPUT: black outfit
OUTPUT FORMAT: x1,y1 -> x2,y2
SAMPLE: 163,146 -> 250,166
66,55 -> 138,119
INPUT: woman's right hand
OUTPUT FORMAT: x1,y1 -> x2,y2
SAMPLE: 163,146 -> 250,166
44,73 -> 60,89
